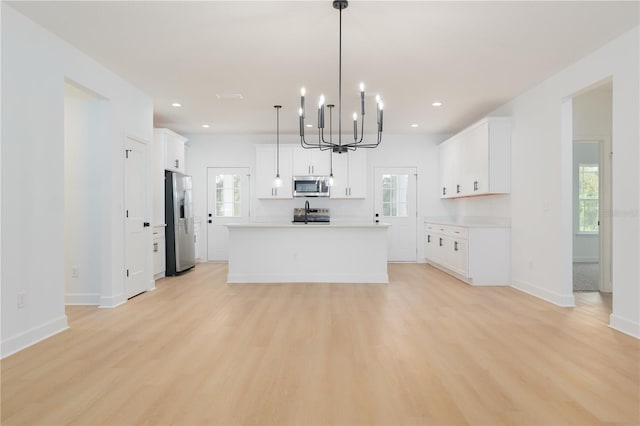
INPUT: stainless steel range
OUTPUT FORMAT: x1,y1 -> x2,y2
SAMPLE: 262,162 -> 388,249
293,203 -> 330,224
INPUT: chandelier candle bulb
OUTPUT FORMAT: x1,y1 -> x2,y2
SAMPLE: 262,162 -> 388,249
318,95 -> 325,129
378,102 -> 384,132
353,113 -> 358,140
300,88 -> 306,118
360,83 -> 365,115
299,110 -> 304,136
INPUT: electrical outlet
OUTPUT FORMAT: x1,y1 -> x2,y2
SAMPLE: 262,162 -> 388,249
71,266 -> 79,278
17,292 -> 26,309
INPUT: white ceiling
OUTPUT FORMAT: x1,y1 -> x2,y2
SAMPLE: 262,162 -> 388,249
8,1 -> 639,136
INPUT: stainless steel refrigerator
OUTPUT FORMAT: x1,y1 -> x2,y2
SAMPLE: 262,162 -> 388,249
165,170 -> 195,275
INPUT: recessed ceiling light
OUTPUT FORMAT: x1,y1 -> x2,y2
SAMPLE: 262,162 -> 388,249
411,124 -> 419,128
171,102 -> 182,107
201,124 -> 210,128
432,101 -> 443,107
216,93 -> 244,100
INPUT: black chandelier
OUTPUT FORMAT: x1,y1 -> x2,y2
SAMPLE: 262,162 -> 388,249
298,0 -> 384,155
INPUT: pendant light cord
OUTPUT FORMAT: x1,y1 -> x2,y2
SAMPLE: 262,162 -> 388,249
338,7 -> 342,150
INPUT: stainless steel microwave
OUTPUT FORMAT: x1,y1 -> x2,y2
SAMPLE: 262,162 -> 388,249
293,176 -> 330,197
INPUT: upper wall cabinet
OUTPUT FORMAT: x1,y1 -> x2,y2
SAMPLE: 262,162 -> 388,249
152,128 -> 188,226
255,145 -> 294,199
330,149 -> 367,199
293,147 -> 331,176
438,117 -> 511,199
155,128 -> 188,174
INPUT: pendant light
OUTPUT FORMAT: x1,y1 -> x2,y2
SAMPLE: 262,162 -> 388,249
274,105 -> 282,187
298,0 -> 384,154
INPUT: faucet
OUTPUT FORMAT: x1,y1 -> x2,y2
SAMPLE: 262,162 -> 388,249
304,200 -> 310,224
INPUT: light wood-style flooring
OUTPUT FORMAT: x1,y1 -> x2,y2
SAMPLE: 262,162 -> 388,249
2,263 -> 638,425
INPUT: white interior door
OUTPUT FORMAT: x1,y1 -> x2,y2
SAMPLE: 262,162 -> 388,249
125,136 -> 150,298
374,167 -> 417,262
207,167 -> 250,261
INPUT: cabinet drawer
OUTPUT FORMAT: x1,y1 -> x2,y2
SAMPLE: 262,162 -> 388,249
443,226 -> 467,240
425,223 -> 468,240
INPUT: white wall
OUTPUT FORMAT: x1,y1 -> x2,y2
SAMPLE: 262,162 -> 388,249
185,133 -> 449,261
492,26 -> 639,337
1,5 -> 153,357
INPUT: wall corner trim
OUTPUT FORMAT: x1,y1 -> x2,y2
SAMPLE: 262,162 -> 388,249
511,279 -> 576,307
609,314 -> 640,339
99,293 -> 126,308
65,293 -> 101,305
1,315 -> 69,359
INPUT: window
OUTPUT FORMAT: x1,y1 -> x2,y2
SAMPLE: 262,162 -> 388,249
382,174 -> 409,217
215,174 -> 241,217
578,164 -> 599,233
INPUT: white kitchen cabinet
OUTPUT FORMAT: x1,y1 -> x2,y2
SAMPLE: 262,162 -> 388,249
151,131 -> 165,226
424,221 -> 510,285
438,117 -> 510,198
154,128 -> 188,174
330,149 -> 367,199
255,145 -> 293,199
438,139 -> 460,198
293,147 -> 331,176
152,226 -> 166,279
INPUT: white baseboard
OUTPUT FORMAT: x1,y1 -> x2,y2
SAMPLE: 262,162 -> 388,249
511,279 -> 576,307
99,293 -> 126,308
610,314 -> 640,339
65,293 -> 101,305
1,315 -> 69,359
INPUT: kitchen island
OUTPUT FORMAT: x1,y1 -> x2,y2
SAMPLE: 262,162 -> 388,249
226,223 -> 390,283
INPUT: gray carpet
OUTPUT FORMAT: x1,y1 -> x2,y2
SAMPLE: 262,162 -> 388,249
573,262 -> 600,291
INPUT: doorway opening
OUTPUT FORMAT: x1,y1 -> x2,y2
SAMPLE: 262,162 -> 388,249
374,167 -> 418,262
570,80 -> 612,315
206,167 -> 250,261
63,81 -> 109,305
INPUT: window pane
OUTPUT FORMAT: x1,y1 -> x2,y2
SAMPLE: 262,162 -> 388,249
381,174 -> 409,217
579,200 -> 599,233
578,163 -> 599,233
215,174 -> 242,217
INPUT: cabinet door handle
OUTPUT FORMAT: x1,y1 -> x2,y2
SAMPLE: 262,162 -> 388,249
175,159 -> 179,168
345,188 -> 348,196
474,180 -> 479,191
349,187 -> 351,196
274,188 -> 278,197
427,235 -> 431,243
153,242 -> 158,252
454,241 -> 459,251
443,187 -> 446,196
439,238 -> 443,247
456,184 -> 461,194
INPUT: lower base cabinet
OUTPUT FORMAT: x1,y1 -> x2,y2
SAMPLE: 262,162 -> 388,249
152,226 -> 166,279
425,221 -> 510,285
